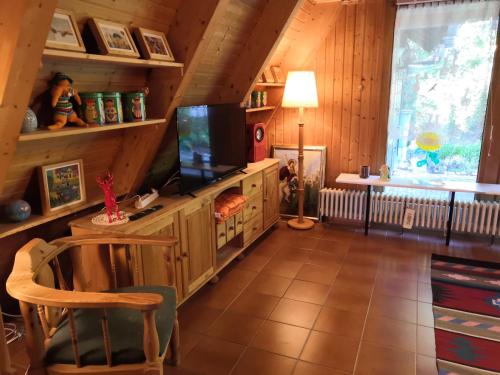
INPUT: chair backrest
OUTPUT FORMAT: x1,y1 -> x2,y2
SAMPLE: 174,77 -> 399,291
7,234 -> 177,369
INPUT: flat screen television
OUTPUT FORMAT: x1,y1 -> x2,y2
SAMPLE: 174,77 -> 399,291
176,103 -> 247,194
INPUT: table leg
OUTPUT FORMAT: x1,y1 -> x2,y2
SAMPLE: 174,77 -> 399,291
446,191 -> 456,246
365,185 -> 371,236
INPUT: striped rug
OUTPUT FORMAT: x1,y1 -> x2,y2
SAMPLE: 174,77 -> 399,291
431,254 -> 500,375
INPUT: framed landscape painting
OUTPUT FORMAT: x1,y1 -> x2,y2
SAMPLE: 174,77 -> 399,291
134,27 -> 175,61
88,18 -> 139,58
38,159 -> 86,215
45,9 -> 85,52
271,145 -> 326,220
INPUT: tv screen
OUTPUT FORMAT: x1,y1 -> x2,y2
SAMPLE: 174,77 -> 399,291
176,103 -> 247,194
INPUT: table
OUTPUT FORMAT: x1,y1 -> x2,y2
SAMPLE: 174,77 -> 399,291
335,173 -> 500,245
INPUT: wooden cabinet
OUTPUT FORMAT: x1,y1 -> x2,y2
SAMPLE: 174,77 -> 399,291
179,199 -> 215,296
133,213 -> 184,299
263,165 -> 280,229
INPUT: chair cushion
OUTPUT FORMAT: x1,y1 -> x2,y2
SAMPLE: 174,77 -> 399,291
45,286 -> 176,366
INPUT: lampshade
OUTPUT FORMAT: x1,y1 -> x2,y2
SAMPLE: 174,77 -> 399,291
282,71 -> 318,108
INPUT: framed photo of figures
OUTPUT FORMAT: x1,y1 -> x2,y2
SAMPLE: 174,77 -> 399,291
271,145 -> 326,220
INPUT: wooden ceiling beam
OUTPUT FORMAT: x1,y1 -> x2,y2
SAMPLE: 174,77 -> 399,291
215,0 -> 304,105
111,0 -> 231,194
0,0 -> 57,198
279,2 -> 342,72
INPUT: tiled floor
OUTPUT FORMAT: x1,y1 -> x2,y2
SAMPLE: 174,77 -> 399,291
6,221 -> 499,374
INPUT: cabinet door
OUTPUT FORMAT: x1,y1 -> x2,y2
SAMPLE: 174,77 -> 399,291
263,165 -> 280,229
179,199 -> 215,296
134,213 -> 184,301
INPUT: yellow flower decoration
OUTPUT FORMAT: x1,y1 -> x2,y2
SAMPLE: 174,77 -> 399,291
416,132 -> 441,152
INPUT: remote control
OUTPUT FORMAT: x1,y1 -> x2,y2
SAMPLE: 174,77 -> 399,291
128,204 -> 163,221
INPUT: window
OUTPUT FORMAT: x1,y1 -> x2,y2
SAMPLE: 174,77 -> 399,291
386,1 -> 500,184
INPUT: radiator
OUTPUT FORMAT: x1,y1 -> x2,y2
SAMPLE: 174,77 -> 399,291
319,188 -> 500,236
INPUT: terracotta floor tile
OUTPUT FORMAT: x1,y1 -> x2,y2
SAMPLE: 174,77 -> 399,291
293,361 -> 349,375
300,331 -> 358,373
295,263 -> 337,285
250,320 -> 309,358
181,336 -> 244,375
269,298 -> 321,328
418,282 -> 433,303
418,302 -> 434,328
314,306 -> 365,339
417,354 -> 438,375
245,273 -> 292,297
374,276 -> 418,300
236,253 -> 270,273
217,268 -> 258,292
331,276 -> 373,298
369,293 -> 417,323
231,347 -> 296,375
363,315 -> 417,352
314,238 -> 350,254
417,325 -> 436,357
273,247 -> 312,262
191,288 -> 239,310
205,311 -> 263,345
228,290 -> 280,319
325,289 -> 371,314
261,259 -> 304,278
178,303 -> 223,333
289,235 -> 319,250
308,250 -> 345,268
355,342 -> 415,375
284,280 -> 330,305
179,330 -> 203,358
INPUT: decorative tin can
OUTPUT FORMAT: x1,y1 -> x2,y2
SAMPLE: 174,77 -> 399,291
123,92 -> 146,122
261,91 -> 268,106
80,92 -> 105,125
251,91 -> 261,108
103,92 -> 123,124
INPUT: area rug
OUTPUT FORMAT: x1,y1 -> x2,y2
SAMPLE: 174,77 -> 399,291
431,254 -> 500,375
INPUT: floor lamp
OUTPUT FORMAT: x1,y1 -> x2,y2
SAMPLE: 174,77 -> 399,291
282,71 -> 318,230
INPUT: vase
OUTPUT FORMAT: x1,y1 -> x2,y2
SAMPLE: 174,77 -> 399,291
21,108 -> 38,133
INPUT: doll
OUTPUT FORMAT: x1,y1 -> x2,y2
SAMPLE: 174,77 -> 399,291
379,164 -> 391,181
47,72 -> 87,130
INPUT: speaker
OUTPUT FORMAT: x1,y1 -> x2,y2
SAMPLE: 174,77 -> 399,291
246,123 -> 266,162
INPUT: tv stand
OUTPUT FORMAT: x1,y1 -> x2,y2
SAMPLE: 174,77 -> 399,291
187,192 -> 197,198
69,159 -> 280,305
238,170 -> 248,174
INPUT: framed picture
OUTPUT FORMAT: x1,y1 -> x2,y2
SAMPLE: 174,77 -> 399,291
88,18 -> 139,58
262,67 -> 275,83
134,27 -> 175,61
271,66 -> 285,83
38,159 -> 86,215
45,9 -> 85,52
271,145 -> 326,220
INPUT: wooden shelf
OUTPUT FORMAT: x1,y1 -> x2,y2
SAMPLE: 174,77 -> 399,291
215,244 -> 245,272
246,106 -> 275,113
0,199 -> 104,240
42,49 -> 184,70
18,119 -> 167,141
255,82 -> 285,87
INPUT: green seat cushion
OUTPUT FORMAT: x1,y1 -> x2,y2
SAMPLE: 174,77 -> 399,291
45,286 -> 176,366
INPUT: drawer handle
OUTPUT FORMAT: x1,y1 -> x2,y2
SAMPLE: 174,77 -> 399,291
264,198 -> 268,202
219,233 -> 226,238
237,221 -> 242,225
253,226 -> 257,231
228,226 -> 234,230
251,183 -> 257,188
182,252 -> 189,258
176,256 -> 182,261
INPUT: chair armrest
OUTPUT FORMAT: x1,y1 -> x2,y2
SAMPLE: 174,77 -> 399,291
6,282 -> 163,311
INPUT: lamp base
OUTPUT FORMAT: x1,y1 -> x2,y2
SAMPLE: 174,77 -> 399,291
287,217 -> 314,230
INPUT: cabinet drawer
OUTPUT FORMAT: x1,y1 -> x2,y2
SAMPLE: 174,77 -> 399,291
244,194 -> 263,222
243,215 -> 263,245
242,172 -> 263,198
235,211 -> 243,235
226,216 -> 235,242
216,222 -> 226,249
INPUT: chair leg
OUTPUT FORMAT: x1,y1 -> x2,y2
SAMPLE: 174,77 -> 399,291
166,318 -> 180,366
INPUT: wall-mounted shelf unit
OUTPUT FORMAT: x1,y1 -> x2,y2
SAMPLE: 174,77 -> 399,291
255,82 -> 285,87
42,49 -> 184,70
18,119 -> 167,142
246,106 -> 275,113
0,198 -> 104,240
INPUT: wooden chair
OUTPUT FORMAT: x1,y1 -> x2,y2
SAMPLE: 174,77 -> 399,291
6,234 -> 180,375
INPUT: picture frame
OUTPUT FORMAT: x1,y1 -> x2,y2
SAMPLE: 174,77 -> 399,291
134,27 -> 175,61
271,145 -> 326,220
262,67 -> 275,83
88,18 -> 139,58
45,9 -> 86,52
38,159 -> 86,216
271,66 -> 285,83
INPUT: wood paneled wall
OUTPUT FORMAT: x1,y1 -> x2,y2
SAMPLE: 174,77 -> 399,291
265,0 -> 396,187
